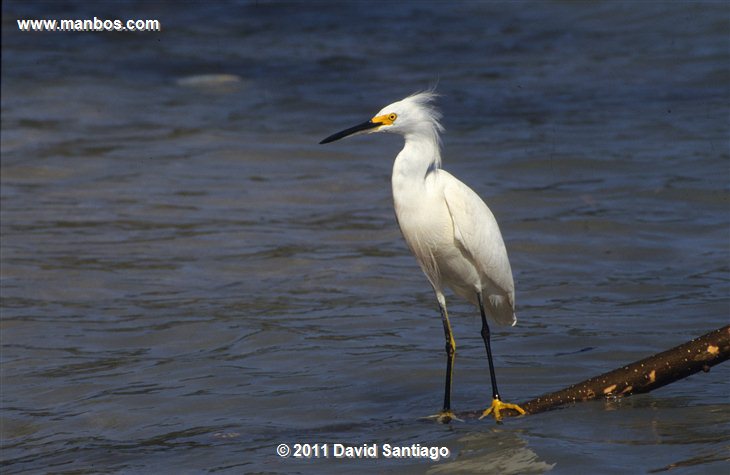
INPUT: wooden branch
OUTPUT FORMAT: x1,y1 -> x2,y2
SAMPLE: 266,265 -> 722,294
463,325 -> 730,419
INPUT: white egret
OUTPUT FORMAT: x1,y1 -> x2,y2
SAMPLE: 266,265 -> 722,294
320,91 -> 525,423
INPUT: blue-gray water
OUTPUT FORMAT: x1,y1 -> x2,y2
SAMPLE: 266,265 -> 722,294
2,1 -> 729,473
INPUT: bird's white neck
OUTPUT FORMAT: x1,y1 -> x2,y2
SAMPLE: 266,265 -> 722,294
392,130 -> 442,185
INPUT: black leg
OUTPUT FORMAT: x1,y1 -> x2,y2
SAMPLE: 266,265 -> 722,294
438,301 -> 456,413
477,291 -> 501,401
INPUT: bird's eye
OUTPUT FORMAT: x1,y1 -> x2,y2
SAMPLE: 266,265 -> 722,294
388,113 -> 397,122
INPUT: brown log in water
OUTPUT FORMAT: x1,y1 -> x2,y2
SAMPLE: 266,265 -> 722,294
463,325 -> 730,419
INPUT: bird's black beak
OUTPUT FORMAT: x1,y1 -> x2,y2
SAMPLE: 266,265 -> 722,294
319,120 -> 380,144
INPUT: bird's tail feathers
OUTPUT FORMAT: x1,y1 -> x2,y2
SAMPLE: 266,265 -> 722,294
488,294 -> 517,327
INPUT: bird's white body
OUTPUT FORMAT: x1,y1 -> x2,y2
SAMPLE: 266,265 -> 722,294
392,166 -> 516,325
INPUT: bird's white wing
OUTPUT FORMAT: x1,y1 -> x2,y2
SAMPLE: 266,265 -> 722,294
441,171 -> 516,325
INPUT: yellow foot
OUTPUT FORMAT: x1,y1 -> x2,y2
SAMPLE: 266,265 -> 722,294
423,410 -> 463,424
479,398 -> 526,422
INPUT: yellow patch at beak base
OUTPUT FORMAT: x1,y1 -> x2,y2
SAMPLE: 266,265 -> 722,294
371,113 -> 397,126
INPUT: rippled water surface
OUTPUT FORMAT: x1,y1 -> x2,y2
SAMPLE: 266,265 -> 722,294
2,1 -> 729,473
